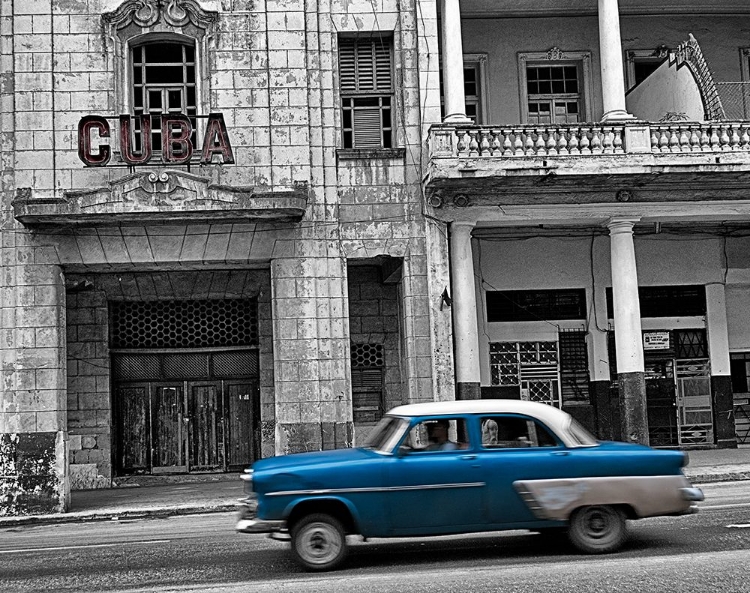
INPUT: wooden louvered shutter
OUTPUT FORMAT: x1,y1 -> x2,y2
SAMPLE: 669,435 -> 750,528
339,36 -> 393,149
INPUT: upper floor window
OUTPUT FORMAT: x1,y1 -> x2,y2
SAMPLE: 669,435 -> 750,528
440,55 -> 488,124
625,47 -> 670,90
131,41 -> 198,154
339,35 -> 394,149
518,49 -> 593,123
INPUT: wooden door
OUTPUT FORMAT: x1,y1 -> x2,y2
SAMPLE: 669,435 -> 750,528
225,381 -> 259,469
115,383 -> 150,473
187,382 -> 223,471
151,383 -> 187,473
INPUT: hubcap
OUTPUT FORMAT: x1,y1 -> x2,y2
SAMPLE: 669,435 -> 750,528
297,522 -> 342,565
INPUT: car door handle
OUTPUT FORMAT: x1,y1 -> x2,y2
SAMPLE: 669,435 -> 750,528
460,454 -> 478,460
553,451 -> 570,456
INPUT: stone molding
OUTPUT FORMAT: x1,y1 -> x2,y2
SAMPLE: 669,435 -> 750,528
13,171 -> 309,226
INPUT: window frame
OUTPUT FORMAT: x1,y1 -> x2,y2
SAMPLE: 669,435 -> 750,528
338,34 -> 395,150
129,38 -> 200,155
518,49 -> 593,123
625,48 -> 670,91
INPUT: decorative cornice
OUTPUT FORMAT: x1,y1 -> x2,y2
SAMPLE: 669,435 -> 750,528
103,0 -> 217,30
671,34 -> 725,121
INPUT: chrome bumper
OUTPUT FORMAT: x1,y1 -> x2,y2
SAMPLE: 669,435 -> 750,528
680,487 -> 705,502
235,499 -> 286,534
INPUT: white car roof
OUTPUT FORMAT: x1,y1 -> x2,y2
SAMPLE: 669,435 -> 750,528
387,399 -> 572,435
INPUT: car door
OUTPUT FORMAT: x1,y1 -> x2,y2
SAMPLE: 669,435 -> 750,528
384,416 -> 485,536
478,414 -> 577,527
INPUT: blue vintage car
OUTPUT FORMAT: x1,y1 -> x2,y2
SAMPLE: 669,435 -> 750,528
235,400 -> 704,571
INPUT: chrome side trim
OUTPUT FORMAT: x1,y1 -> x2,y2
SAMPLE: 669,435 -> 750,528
680,487 -> 705,502
266,482 -> 486,497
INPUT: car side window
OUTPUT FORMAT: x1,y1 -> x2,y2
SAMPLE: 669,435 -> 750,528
403,418 -> 468,452
480,415 -> 558,448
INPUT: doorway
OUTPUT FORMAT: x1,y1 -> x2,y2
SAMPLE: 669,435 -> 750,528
113,351 -> 260,475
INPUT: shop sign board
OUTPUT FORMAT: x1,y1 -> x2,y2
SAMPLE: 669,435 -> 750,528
643,331 -> 670,350
78,113 -> 234,167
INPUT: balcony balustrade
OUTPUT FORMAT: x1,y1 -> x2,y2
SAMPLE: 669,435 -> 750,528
429,121 -> 750,160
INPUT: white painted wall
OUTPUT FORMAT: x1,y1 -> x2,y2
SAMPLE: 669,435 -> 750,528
626,59 -> 705,121
475,232 -> 748,384
461,15 -> 747,125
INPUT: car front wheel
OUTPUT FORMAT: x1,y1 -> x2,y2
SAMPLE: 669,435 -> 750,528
568,505 -> 627,554
291,513 -> 348,571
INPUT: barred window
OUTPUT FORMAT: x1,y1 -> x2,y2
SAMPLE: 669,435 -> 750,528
339,36 -> 394,149
131,41 -> 197,154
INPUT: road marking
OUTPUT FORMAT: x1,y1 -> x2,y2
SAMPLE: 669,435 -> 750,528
727,524 -> 750,528
0,539 -> 171,554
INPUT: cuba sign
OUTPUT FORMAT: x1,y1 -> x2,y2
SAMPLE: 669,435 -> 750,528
78,113 -> 235,167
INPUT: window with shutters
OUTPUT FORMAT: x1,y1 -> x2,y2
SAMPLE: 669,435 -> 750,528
338,35 -> 394,149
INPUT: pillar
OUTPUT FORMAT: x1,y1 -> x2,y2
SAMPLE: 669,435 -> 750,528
597,0 -> 634,121
450,222 -> 481,400
705,283 -> 737,448
608,219 -> 647,444
440,0 -> 469,122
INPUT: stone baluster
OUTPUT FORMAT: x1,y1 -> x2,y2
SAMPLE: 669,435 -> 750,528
679,126 -> 690,152
558,128 -> 569,155
709,125 -> 721,151
534,128 -> 546,154
730,124 -> 740,150
668,126 -> 679,152
501,129 -> 513,155
740,125 -> 750,150
524,130 -> 535,155
650,128 -> 660,151
454,129 -> 464,155
568,127 -> 580,155
479,129 -> 491,155
689,126 -> 700,152
612,127 -> 623,153
467,129 -> 479,156
591,128 -> 603,154
658,128 -> 670,152
601,126 -> 614,154
701,126 -> 711,151
513,129 -> 525,155
546,128 -> 558,155
580,127 -> 591,155
719,124 -> 730,151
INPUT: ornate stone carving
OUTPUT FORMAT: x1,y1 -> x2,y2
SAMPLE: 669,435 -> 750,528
103,0 -> 217,31
545,47 -> 565,61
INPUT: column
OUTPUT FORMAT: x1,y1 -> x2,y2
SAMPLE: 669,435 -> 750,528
607,219 -> 647,444
597,0 -> 634,121
450,222 -> 481,399
705,284 -> 737,448
441,0 -> 469,123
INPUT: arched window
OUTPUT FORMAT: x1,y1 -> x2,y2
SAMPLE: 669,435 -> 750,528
131,40 -> 198,153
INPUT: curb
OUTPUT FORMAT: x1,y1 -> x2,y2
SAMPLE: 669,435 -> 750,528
0,504 -> 238,528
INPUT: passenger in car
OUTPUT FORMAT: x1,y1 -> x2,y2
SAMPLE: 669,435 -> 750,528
482,419 -> 499,446
425,419 -> 459,451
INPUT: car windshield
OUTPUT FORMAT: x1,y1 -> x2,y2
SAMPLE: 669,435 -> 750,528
565,417 -> 599,446
362,415 -> 408,454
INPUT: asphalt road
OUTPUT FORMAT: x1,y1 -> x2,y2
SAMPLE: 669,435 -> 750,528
1,481 -> 749,593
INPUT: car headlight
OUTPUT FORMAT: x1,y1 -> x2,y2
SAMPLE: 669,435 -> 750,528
241,468 -> 254,495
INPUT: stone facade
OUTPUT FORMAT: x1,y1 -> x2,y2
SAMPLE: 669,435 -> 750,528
1,0 -> 452,514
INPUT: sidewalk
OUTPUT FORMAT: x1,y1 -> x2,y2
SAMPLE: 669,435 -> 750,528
1,446 -> 748,528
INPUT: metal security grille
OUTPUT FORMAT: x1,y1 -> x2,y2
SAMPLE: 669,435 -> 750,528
110,299 -> 258,349
490,341 -> 561,407
131,42 -> 197,153
351,343 -> 385,423
112,350 -> 259,381
559,330 -> 590,403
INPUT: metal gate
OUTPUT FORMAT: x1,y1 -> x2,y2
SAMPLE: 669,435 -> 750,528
676,359 -> 714,446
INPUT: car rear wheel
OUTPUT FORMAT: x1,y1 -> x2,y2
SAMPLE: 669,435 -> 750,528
291,513 -> 348,571
568,505 -> 627,554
